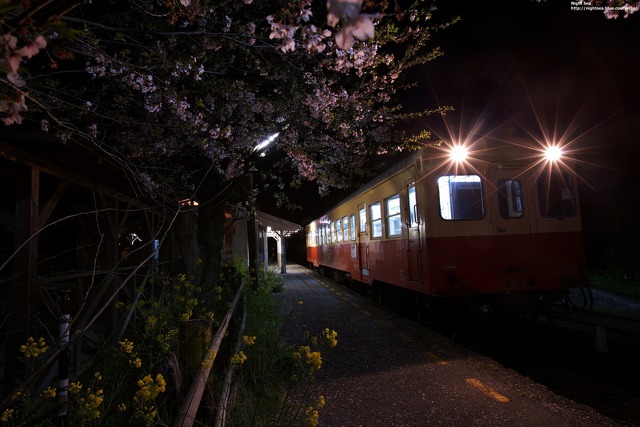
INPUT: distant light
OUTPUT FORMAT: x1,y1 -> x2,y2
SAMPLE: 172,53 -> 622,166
253,132 -> 280,153
544,145 -> 563,162
449,145 -> 468,162
128,233 -> 142,245
179,198 -> 199,207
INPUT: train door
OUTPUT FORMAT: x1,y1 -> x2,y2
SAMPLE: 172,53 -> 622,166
486,166 -> 535,291
405,178 -> 423,282
357,202 -> 370,283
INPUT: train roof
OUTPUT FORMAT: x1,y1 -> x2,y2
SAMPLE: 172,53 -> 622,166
309,138 -> 557,224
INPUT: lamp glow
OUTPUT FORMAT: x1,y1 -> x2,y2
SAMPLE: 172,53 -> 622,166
449,145 -> 468,162
253,132 -> 280,153
544,145 -> 563,162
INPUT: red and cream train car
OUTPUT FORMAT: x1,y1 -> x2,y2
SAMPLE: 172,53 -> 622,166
306,142 -> 589,302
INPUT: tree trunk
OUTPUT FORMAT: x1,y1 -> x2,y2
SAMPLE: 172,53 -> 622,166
197,200 -> 225,293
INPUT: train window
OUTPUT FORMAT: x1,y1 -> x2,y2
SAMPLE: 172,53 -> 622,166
537,170 -> 577,218
330,222 -> 336,243
370,202 -> 382,238
437,175 -> 484,220
342,216 -> 348,241
408,184 -> 418,227
497,179 -> 524,219
350,214 -> 356,241
386,194 -> 402,237
359,206 -> 367,234
324,224 -> 330,244
336,220 -> 342,243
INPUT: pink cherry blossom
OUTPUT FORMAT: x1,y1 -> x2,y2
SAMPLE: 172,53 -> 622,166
326,0 -> 380,49
14,36 -> 47,59
0,92 -> 28,125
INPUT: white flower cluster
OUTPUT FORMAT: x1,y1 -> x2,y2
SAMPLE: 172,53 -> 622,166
326,0 -> 380,50
170,59 -> 205,81
267,15 -> 299,52
85,53 -> 126,78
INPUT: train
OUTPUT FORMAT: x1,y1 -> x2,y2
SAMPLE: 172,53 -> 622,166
305,140 -> 589,316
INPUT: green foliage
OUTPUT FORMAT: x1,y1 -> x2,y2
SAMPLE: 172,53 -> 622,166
0,267 -> 235,426
591,236 -> 640,299
259,268 -> 285,293
228,288 -> 337,427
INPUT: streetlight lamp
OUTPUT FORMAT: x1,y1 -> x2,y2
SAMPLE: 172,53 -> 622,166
253,132 -> 279,156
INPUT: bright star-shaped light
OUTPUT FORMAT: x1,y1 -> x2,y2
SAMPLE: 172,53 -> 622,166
449,145 -> 468,163
544,145 -> 563,162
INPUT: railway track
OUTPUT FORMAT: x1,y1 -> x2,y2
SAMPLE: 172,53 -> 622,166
551,303 -> 640,350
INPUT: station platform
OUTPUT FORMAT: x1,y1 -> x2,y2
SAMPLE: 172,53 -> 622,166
274,264 -> 618,427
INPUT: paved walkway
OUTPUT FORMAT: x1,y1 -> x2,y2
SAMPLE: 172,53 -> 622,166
274,264 -> 619,427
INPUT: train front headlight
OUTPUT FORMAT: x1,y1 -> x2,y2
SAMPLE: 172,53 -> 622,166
544,145 -> 563,162
449,145 -> 468,163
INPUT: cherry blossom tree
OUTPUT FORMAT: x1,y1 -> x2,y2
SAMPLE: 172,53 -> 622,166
1,0 -> 454,289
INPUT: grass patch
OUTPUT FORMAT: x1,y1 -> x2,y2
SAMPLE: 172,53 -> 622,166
226,267 -> 336,427
590,274 -> 640,300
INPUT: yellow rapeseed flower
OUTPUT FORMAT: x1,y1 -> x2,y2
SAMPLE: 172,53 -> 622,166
119,339 -> 134,354
305,406 -> 319,427
118,403 -> 127,412
322,329 -> 338,348
94,372 -> 102,381
68,382 -> 82,394
242,335 -> 256,346
297,346 -> 322,371
230,351 -> 247,367
317,395 -> 326,409
19,337 -> 48,358
134,374 -> 166,403
42,386 -> 56,399
145,316 -> 157,331
1,408 -> 15,423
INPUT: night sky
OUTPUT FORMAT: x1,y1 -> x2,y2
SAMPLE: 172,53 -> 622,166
267,0 -> 640,264
418,0 -> 640,262
421,0 -> 640,130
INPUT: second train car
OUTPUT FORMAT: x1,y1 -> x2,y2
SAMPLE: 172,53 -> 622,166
306,141 -> 589,307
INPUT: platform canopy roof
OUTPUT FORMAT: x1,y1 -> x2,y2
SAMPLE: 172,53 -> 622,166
255,210 -> 301,236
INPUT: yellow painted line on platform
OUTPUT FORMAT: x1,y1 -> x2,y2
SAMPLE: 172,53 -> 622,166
426,352 -> 448,365
361,310 -> 373,317
351,303 -> 360,308
466,378 -> 510,403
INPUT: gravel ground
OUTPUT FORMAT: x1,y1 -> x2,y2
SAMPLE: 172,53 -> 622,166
273,264 -> 621,427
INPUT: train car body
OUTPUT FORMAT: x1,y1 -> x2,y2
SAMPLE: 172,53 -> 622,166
306,142 -> 588,302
